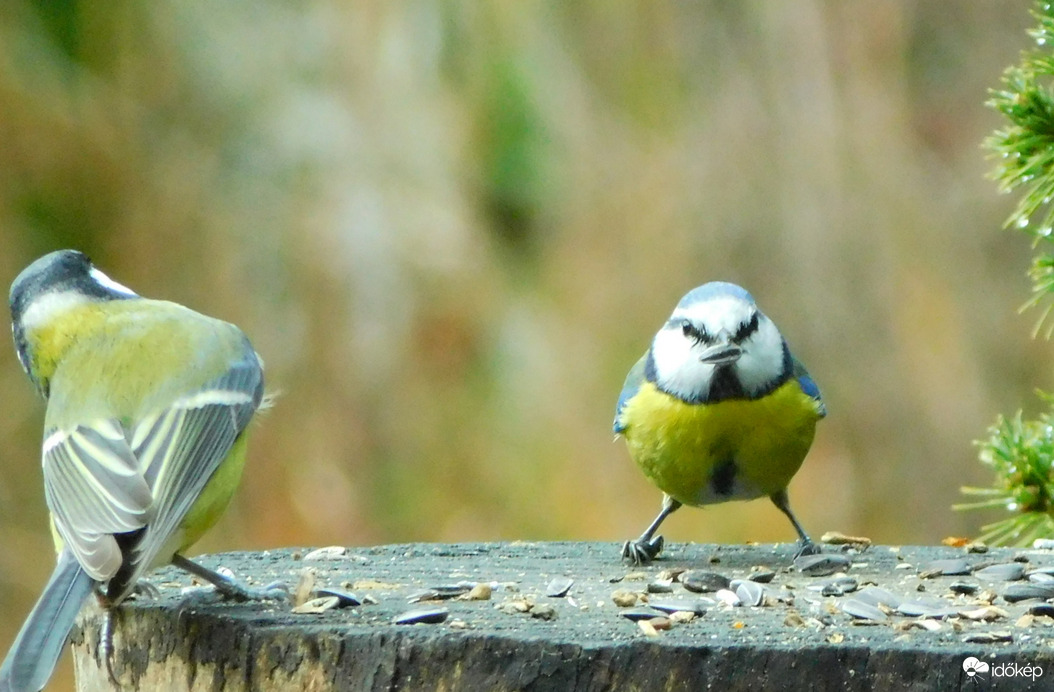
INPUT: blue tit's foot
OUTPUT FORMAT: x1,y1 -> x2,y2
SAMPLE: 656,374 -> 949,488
795,540 -> 821,558
621,535 -> 665,565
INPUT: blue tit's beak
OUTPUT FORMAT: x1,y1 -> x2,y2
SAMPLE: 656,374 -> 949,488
698,337 -> 742,366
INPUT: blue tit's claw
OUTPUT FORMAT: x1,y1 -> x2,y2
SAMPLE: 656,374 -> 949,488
795,541 -> 821,558
621,535 -> 665,565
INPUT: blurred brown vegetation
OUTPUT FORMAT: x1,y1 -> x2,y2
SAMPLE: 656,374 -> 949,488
0,0 -> 1046,684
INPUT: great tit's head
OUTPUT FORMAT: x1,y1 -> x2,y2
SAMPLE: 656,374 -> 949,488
648,282 -> 791,403
10,250 -> 138,383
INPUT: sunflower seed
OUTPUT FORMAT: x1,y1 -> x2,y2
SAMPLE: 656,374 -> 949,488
681,570 -> 730,593
546,577 -> 574,598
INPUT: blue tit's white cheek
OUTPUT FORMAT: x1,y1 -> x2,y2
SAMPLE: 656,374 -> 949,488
89,267 -> 137,297
19,291 -> 92,333
733,316 -> 786,395
651,327 -> 715,400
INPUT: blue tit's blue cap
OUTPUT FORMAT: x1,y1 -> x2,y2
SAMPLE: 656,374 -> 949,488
678,282 -> 755,309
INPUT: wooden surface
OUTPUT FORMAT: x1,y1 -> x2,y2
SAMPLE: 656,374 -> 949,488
70,541 -> 1054,691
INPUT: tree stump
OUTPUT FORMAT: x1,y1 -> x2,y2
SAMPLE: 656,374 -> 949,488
70,542 -> 1054,691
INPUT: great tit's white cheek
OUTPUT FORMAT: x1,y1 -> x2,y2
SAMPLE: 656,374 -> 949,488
89,267 -> 138,297
19,291 -> 91,333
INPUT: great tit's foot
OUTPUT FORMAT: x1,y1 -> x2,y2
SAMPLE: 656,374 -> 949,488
100,608 -> 118,687
128,580 -> 162,601
794,540 -> 821,558
213,578 -> 289,603
621,535 -> 665,565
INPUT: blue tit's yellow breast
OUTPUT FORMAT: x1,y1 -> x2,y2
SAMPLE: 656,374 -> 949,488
619,378 -> 823,506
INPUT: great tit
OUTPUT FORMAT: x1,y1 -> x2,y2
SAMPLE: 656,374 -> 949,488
1,250 -> 280,692
614,282 -> 826,564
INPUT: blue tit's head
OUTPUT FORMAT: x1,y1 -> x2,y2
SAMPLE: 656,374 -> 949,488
647,281 -> 791,403
10,250 -> 138,380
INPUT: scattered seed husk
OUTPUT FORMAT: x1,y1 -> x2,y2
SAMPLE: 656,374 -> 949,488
353,579 -> 402,590
896,600 -> 960,619
748,567 -> 776,584
292,596 -> 340,614
1027,603 -> 1054,618
313,588 -> 361,607
1033,539 -> 1054,550
303,546 -> 349,561
546,577 -> 574,598
821,531 -> 872,548
959,606 -> 1008,622
784,612 -> 806,628
735,581 -> 765,607
623,571 -> 649,582
646,581 -> 674,594
408,584 -> 474,602
530,603 -> 557,620
637,620 -> 659,637
916,618 -> 943,632
948,581 -> 980,596
962,631 -> 1013,644
621,607 -> 662,622
919,558 -> 971,577
795,554 -> 851,577
648,616 -> 672,631
1002,582 -> 1054,603
1016,614 -> 1035,628
498,598 -> 534,614
1028,571 -> 1054,584
657,568 -> 687,582
647,599 -> 708,616
394,607 -> 449,625
974,563 -> 1025,582
715,589 -> 741,607
811,576 -> 858,597
293,568 -> 318,607
463,583 -> 492,601
965,542 -> 988,554
681,570 -> 730,593
840,599 -> 887,620
669,610 -> 696,624
854,586 -> 902,609
611,589 -> 638,607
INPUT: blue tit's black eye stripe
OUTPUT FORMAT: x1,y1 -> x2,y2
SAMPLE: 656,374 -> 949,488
734,312 -> 760,343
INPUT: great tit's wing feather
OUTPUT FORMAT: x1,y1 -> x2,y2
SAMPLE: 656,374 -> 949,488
614,354 -> 648,434
792,357 -> 826,418
42,420 -> 152,580
121,353 -> 263,590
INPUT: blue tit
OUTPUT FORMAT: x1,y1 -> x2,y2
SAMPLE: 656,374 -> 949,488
614,282 -> 826,564
1,250 -> 283,692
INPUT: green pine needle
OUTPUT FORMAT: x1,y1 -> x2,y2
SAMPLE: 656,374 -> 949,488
965,2 -> 1054,545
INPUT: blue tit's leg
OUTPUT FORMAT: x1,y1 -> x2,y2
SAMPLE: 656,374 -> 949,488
770,489 -> 820,557
171,554 -> 288,602
622,495 -> 683,564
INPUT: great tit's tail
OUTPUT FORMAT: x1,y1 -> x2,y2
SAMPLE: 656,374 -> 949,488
0,549 -> 94,692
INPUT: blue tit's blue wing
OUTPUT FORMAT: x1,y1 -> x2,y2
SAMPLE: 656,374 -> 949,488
793,357 -> 826,418
42,419 -> 153,580
116,349 -> 263,601
614,354 -> 648,434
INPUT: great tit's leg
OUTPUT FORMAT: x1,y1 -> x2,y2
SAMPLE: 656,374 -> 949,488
622,495 -> 683,564
99,606 -> 118,687
770,489 -> 820,557
172,554 -> 288,602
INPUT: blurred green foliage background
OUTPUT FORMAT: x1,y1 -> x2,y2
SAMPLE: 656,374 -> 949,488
0,0 -> 1046,681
